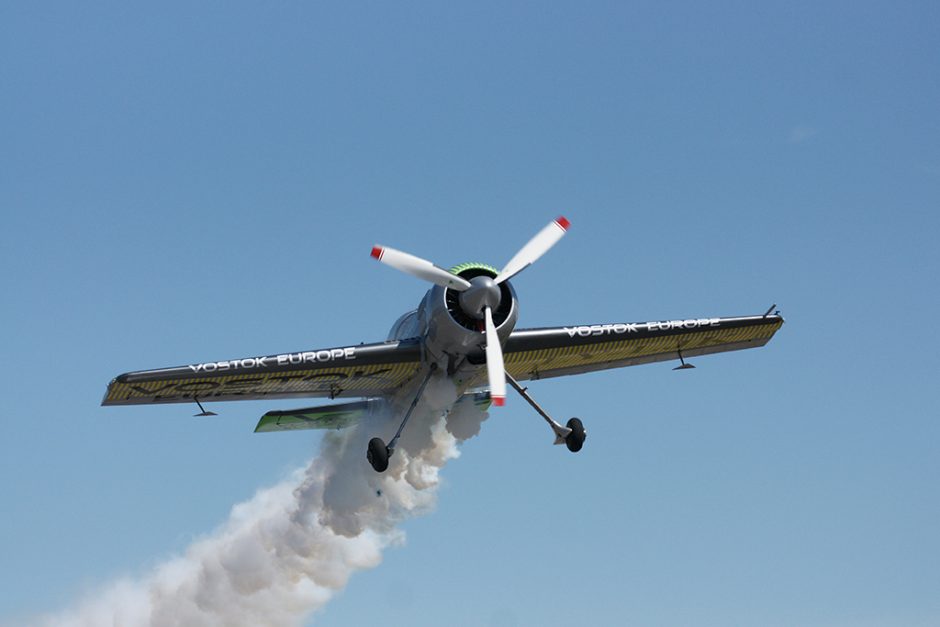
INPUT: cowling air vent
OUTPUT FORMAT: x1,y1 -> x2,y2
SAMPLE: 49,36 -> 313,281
445,262 -> 513,331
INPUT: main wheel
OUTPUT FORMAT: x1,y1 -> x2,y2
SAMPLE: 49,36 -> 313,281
565,417 -> 586,453
367,437 -> 390,472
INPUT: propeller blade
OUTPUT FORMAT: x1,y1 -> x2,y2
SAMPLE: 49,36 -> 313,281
484,306 -> 506,406
371,246 -> 472,291
494,216 -> 570,284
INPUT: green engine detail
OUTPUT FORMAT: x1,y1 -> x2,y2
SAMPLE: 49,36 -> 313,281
448,262 -> 499,277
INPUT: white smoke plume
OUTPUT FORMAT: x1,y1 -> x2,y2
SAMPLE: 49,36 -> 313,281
35,374 -> 488,627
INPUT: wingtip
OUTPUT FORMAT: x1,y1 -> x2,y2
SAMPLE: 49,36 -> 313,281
492,396 -> 505,407
555,216 -> 570,231
370,246 -> 383,260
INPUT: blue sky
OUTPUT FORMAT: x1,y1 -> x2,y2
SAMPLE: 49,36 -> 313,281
2,1 -> 938,625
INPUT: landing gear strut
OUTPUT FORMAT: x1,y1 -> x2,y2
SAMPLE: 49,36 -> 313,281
505,373 -> 586,452
367,364 -> 438,473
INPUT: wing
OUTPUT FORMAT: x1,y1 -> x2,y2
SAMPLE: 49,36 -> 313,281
503,313 -> 784,381
102,339 -> 423,406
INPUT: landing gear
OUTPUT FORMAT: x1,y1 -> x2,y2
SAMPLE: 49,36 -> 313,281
367,437 -> 390,472
505,373 -> 587,453
564,417 -> 585,452
366,364 -> 438,473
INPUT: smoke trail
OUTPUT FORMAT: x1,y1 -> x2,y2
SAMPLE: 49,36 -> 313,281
36,374 -> 488,627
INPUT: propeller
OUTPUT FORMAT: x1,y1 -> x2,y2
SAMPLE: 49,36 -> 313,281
494,216 -> 570,284
370,246 -> 472,291
484,306 -> 506,405
371,216 -> 570,407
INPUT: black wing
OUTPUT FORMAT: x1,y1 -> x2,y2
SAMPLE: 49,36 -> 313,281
503,314 -> 784,381
102,339 -> 422,405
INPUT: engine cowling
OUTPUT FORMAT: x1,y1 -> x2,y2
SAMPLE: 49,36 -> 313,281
419,262 -> 518,363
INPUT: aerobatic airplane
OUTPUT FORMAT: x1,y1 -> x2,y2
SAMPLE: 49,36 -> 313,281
103,217 -> 784,472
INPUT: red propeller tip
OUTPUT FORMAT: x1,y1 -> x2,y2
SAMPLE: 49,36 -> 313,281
555,216 -> 570,231
492,396 -> 505,407
370,246 -> 383,260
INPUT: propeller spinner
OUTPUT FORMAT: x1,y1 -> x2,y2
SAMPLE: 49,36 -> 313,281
371,216 -> 570,406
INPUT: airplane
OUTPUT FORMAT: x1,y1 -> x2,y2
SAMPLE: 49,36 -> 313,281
102,217 -> 784,472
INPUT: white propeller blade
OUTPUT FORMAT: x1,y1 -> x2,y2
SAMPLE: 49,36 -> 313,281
494,216 -> 570,284
371,246 -> 472,291
484,306 -> 506,406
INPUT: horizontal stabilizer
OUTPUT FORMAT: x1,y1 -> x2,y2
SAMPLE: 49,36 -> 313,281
457,390 -> 495,411
254,399 -> 380,433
